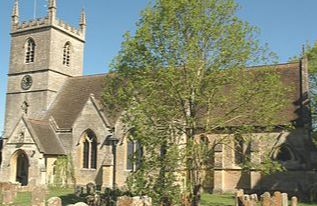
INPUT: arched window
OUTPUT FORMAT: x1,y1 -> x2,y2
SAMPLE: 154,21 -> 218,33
82,130 -> 97,169
63,42 -> 71,66
126,140 -> 142,171
234,136 -> 250,165
234,136 -> 244,165
25,39 -> 35,63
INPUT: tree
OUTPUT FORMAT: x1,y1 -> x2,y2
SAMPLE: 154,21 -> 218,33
103,0 -> 288,205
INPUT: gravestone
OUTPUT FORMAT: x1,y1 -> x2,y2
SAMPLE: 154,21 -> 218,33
86,183 -> 95,195
47,197 -> 62,206
75,186 -> 81,197
117,196 -> 133,206
273,191 -> 282,206
31,186 -> 46,206
2,190 -> 15,205
282,193 -> 288,206
133,196 -> 152,206
261,192 -> 271,206
291,196 -> 297,206
250,194 -> 258,202
235,189 -> 244,206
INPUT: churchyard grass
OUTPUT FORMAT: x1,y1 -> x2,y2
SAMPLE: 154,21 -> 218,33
12,192 -> 31,206
1,190 -> 317,206
46,186 -> 85,205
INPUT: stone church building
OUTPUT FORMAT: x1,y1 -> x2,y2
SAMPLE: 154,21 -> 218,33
0,0 -> 316,194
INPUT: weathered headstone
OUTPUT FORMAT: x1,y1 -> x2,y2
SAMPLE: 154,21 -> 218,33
291,196 -> 297,206
117,196 -> 133,206
261,192 -> 271,206
132,196 -> 152,206
282,193 -> 288,206
31,186 -> 46,206
235,189 -> 244,206
2,190 -> 15,205
47,196 -> 62,206
142,196 -> 152,206
250,194 -> 258,202
273,191 -> 282,206
74,186 -> 81,197
249,194 -> 258,206
86,183 -> 95,195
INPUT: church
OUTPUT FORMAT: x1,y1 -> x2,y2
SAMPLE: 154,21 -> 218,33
0,0 -> 316,195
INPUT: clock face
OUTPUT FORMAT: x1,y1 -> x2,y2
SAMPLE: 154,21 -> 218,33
21,75 -> 33,90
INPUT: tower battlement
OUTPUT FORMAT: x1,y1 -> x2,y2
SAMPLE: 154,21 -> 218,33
12,17 -> 85,41
11,0 -> 86,41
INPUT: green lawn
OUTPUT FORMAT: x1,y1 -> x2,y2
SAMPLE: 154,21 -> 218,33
0,187 -> 83,206
201,193 -> 235,206
46,187 -> 85,205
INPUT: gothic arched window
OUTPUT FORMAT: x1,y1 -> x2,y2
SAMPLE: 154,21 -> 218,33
63,42 -> 71,67
82,130 -> 97,169
25,38 -> 35,63
126,140 -> 142,171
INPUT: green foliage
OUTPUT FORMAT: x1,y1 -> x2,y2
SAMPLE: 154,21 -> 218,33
53,155 -> 76,188
103,0 -> 288,205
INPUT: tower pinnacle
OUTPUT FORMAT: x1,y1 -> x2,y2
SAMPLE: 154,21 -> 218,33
79,9 -> 86,38
48,0 -> 57,23
11,0 -> 19,24
49,0 -> 57,9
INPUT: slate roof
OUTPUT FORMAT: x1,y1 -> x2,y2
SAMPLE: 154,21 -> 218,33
251,62 -> 307,126
25,119 -> 65,155
46,62 -> 307,129
196,61 -> 309,128
45,73 -> 115,129
265,62 -> 303,125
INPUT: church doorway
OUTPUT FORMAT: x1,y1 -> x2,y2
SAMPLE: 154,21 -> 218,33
11,150 -> 29,186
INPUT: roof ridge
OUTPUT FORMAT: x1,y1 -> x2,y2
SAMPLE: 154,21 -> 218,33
70,73 -> 107,79
247,61 -> 300,69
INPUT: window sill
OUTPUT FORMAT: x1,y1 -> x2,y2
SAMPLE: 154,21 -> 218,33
80,168 -> 97,171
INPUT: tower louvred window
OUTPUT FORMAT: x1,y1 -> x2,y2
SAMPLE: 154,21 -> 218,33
63,42 -> 71,66
25,39 -> 35,63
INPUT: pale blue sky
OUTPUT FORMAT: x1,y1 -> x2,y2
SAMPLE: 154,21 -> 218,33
1,0 -> 317,133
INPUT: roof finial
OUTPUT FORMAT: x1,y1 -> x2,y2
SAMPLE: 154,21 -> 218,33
11,0 -> 19,24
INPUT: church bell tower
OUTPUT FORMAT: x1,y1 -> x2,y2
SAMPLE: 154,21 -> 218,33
4,0 -> 86,138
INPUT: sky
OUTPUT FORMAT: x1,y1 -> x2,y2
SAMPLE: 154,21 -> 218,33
1,0 -> 317,133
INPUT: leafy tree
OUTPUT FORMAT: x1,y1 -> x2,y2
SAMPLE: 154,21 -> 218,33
103,0 -> 288,205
